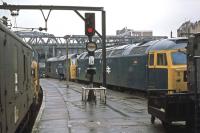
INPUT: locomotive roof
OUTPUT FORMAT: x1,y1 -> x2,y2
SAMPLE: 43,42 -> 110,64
119,43 -> 139,55
47,54 -> 77,62
0,22 -> 32,50
78,38 -> 187,59
122,40 -> 158,55
105,38 -> 187,56
77,52 -> 88,59
148,38 -> 187,51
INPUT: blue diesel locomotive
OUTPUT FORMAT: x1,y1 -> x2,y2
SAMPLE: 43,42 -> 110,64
77,38 -> 187,92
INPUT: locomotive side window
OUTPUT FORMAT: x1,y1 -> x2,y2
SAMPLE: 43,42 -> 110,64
149,54 -> 154,66
157,53 -> 167,66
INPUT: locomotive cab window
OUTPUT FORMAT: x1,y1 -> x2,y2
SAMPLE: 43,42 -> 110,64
171,51 -> 186,65
157,53 -> 167,66
149,54 -> 154,66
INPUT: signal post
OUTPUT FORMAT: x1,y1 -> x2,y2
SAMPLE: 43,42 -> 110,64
85,13 -> 97,102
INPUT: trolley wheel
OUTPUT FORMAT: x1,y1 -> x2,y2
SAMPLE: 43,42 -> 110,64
151,116 -> 155,124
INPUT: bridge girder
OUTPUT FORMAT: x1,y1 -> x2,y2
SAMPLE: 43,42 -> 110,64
15,31 -> 167,49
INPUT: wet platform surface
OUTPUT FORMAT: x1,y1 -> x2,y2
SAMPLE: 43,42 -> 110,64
32,79 -> 187,133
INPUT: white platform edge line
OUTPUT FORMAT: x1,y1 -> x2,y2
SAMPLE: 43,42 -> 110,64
31,90 -> 46,133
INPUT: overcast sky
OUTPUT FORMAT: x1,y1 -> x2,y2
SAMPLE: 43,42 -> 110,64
0,0 -> 200,37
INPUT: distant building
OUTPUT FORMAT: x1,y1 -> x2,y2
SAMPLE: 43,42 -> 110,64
116,27 -> 153,37
177,20 -> 200,37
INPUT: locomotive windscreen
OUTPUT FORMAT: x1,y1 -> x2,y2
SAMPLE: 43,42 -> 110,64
171,51 -> 187,65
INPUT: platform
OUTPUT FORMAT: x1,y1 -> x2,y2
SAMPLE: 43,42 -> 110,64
32,78 -> 188,133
